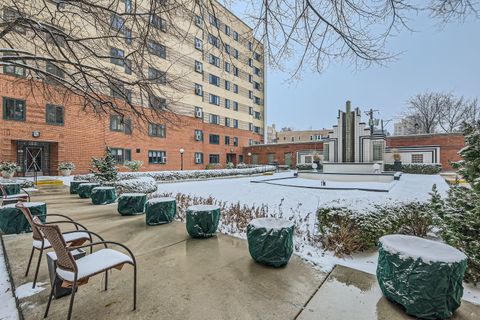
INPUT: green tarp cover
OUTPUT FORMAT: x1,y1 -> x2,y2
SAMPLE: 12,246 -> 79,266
70,180 -> 89,194
0,202 -> 47,234
186,205 -> 220,238
145,198 -> 176,226
1,183 -> 21,195
91,187 -> 117,205
377,235 -> 467,320
117,193 -> 146,216
77,183 -> 100,198
247,218 -> 294,267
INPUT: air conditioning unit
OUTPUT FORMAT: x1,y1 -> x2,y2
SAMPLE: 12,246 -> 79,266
195,109 -> 203,118
195,63 -> 202,73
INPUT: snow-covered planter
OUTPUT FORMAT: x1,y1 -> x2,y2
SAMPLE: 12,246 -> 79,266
115,177 -> 157,194
58,162 -> 75,176
74,166 -> 276,183
377,235 -> 467,319
0,161 -> 18,179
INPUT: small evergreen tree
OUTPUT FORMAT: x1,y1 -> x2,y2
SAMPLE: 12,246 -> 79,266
90,147 -> 118,182
451,121 -> 480,191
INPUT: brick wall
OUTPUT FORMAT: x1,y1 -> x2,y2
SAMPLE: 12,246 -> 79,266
0,76 -> 262,175
243,141 -> 323,167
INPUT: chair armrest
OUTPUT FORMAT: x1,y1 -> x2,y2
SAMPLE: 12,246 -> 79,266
69,241 -> 136,265
43,220 -> 87,231
63,229 -> 105,243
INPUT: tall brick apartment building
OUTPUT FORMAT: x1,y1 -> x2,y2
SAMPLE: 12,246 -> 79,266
0,0 -> 266,175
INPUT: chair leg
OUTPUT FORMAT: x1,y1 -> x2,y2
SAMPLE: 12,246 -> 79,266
25,247 -> 35,277
67,280 -> 77,320
104,271 -> 108,291
33,248 -> 43,288
44,276 -> 55,318
133,264 -> 137,311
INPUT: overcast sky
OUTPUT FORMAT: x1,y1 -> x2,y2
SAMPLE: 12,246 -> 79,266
227,4 -> 480,132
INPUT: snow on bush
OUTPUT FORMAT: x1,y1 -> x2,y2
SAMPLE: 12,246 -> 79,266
384,163 -> 442,174
75,166 -> 276,182
115,177 -> 157,194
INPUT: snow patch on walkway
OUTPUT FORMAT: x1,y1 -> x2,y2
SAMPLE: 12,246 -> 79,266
0,243 -> 19,320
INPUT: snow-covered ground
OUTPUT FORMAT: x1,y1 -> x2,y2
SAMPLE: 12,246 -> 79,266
0,244 -> 18,320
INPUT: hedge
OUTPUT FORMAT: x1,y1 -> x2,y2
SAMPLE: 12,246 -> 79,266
384,163 -> 442,174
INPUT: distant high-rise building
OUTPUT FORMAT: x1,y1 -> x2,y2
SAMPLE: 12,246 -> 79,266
394,116 -> 424,136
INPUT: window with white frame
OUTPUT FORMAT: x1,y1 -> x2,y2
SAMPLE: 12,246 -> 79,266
411,154 -> 424,163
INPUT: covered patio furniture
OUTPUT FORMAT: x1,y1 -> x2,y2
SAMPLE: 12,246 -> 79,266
377,234 -> 467,319
69,180 -> 89,195
16,203 -> 96,288
0,202 -> 46,235
247,218 -> 294,267
91,186 -> 117,205
0,183 -> 30,205
186,205 -> 221,238
77,183 -> 101,199
117,193 -> 147,216
145,197 -> 176,226
33,217 -> 137,320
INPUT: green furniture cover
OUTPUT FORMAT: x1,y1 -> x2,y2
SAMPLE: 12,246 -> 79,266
186,205 -> 221,238
117,193 -> 147,216
91,187 -> 117,205
1,182 -> 21,195
70,180 -> 89,194
377,235 -> 467,320
145,197 -> 176,226
247,218 -> 294,267
77,183 -> 101,199
0,202 -> 47,234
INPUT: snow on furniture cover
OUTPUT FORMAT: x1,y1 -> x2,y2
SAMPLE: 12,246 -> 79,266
186,205 -> 221,238
247,218 -> 294,267
145,197 -> 176,226
70,180 -> 89,194
91,187 -> 117,205
0,182 -> 21,195
377,234 -> 467,320
117,193 -> 147,216
77,183 -> 101,199
0,202 -> 47,234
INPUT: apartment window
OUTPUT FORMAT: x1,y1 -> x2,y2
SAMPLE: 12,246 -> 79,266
323,144 -> 329,161
233,84 -> 238,94
194,152 -> 204,164
208,34 -> 219,48
194,106 -> 203,118
224,62 -> 231,73
248,58 -> 253,67
225,117 -> 231,127
225,44 -> 231,55
225,136 -> 230,145
3,97 -> 25,121
411,154 -> 424,164
249,107 -> 253,115
150,14 -> 167,32
254,81 -> 261,90
3,53 -> 25,77
209,14 -> 220,28
209,154 -> 220,164
254,96 -> 261,105
124,0 -> 133,13
147,40 -> 167,58
224,25 -> 231,36
209,54 -> 220,67
372,141 -> 384,161
110,148 -> 131,164
46,62 -> 64,79
233,49 -> 239,59
110,82 -> 132,102
233,101 -> 238,111
148,123 -> 166,137
254,126 -> 261,134
233,31 -> 239,41
209,114 -> 220,125
225,80 -> 231,91
3,8 -> 26,34
233,119 -> 238,128
254,52 -> 261,61
209,134 -> 220,145
148,67 -> 166,84
254,67 -> 261,76
148,150 -> 167,164
209,94 -> 220,106
248,42 -> 253,51
194,38 -> 203,51
233,137 -> 239,146
195,15 -> 203,28
254,111 -> 261,120
233,66 -> 239,76
194,83 -> 203,96
195,60 -> 203,73
209,74 -> 220,86
249,90 -> 254,99
111,14 -> 125,32
194,129 -> 203,141
249,123 -> 254,131
225,99 -> 230,109
46,104 -> 64,125
110,115 -> 131,134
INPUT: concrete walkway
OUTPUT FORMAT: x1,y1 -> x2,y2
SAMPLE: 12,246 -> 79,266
2,186 -> 479,319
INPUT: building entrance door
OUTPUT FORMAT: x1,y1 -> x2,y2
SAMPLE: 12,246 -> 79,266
226,153 -> 237,165
24,146 -> 43,176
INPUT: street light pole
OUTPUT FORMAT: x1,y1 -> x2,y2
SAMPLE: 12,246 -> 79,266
179,148 -> 185,171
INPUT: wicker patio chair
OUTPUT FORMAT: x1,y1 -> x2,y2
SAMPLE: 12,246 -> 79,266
0,184 -> 30,205
16,203 -> 99,288
31,216 -> 137,320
